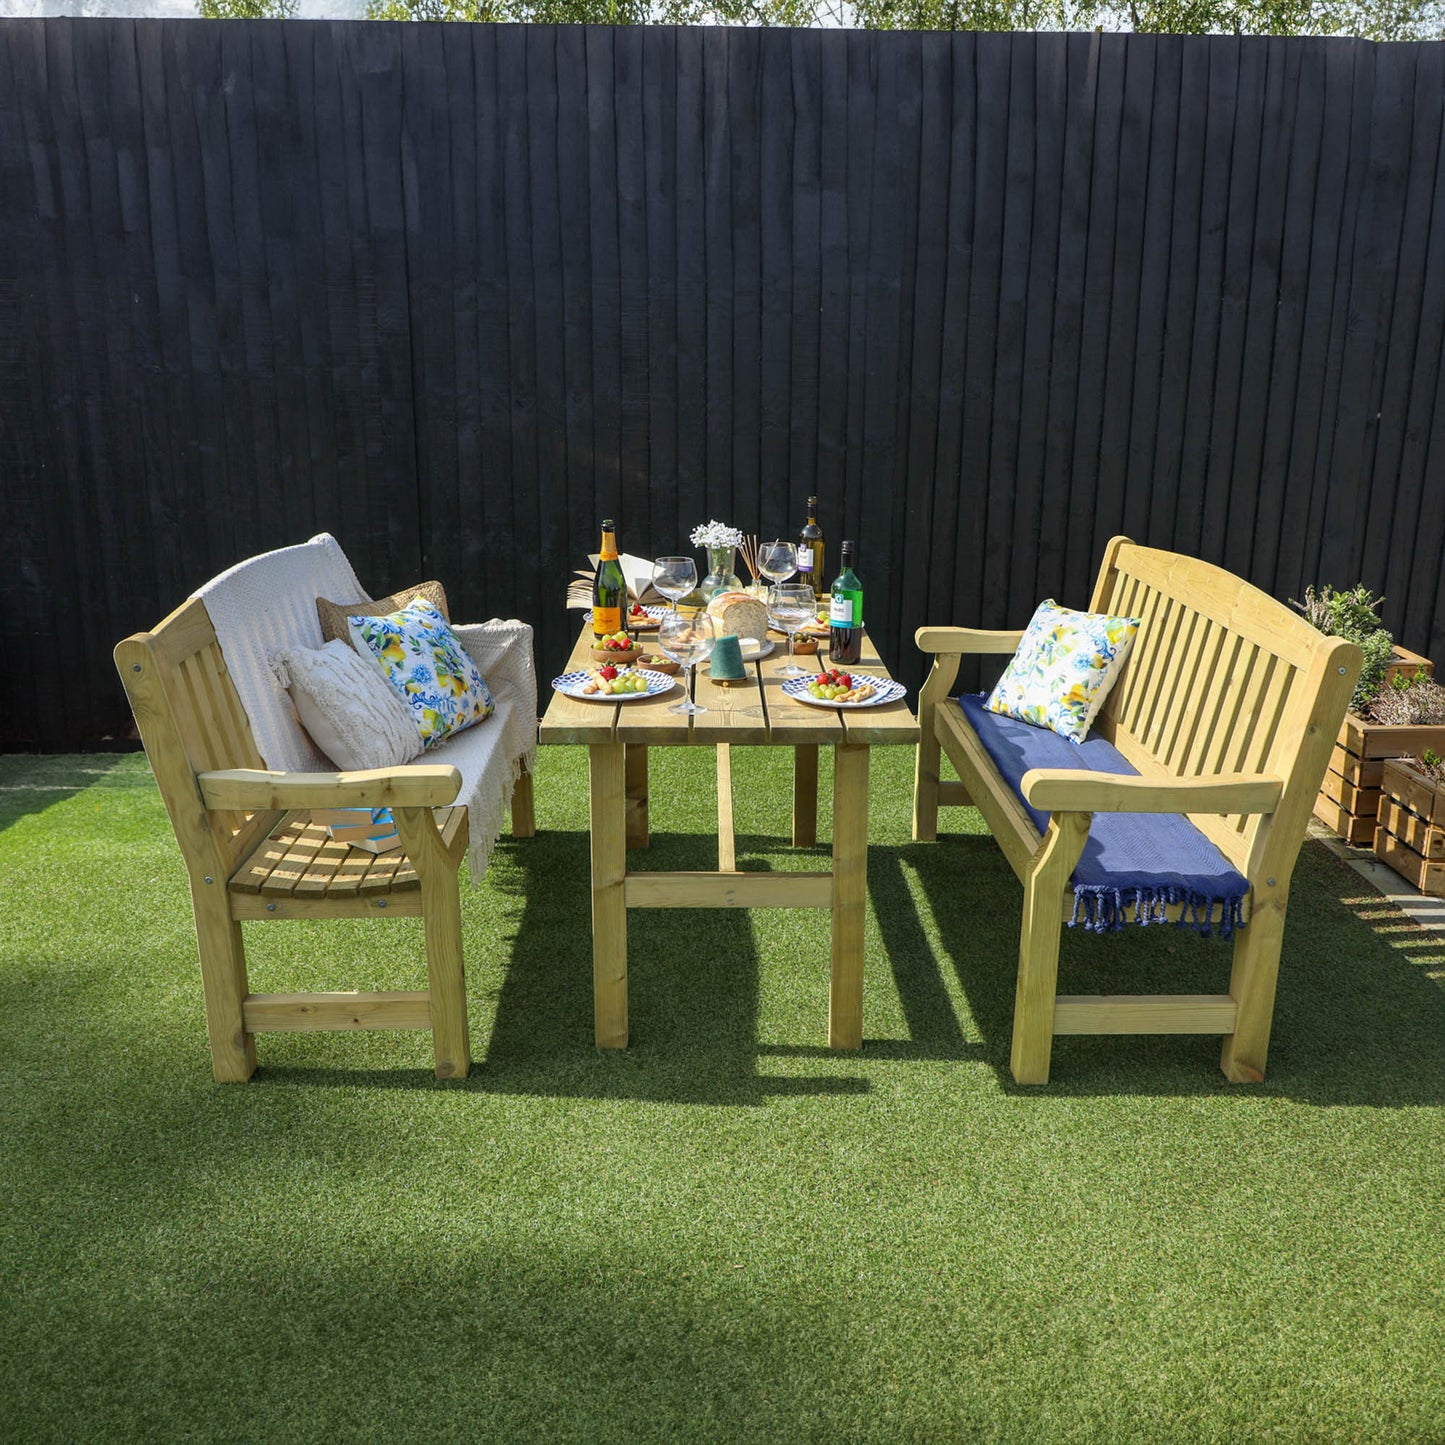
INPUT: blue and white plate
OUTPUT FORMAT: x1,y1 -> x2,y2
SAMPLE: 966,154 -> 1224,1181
552,668 -> 677,702
583,605 -> 668,627
781,675 -> 907,709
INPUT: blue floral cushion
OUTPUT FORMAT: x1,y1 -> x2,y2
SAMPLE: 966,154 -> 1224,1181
985,599 -> 1140,743
347,600 -> 493,750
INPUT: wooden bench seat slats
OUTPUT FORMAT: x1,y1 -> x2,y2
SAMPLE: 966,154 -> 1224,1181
915,536 -> 1361,1085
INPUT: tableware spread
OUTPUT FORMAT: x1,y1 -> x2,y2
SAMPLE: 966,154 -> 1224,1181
781,676 -> 906,710
552,669 -> 677,701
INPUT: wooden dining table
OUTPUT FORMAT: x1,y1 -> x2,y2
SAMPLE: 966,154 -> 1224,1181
538,621 -> 920,1050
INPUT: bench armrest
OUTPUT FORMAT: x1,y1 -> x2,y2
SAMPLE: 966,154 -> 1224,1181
198,766 -> 463,812
1020,769 -> 1284,815
915,626 -> 1026,655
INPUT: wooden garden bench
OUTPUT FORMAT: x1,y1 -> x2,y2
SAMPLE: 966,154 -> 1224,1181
115,535 -> 537,1083
911,538 -> 1361,1085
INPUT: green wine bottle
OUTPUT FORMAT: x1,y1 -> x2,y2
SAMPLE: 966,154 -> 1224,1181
828,540 -> 863,664
592,519 -> 627,640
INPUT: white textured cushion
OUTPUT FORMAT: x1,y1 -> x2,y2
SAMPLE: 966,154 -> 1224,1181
272,640 -> 424,771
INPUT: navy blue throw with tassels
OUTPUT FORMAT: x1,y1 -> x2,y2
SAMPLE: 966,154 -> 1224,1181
956,695 -> 1249,936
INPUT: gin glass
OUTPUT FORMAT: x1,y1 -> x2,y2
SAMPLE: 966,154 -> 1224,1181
768,583 -> 816,680
651,556 -> 697,613
659,611 -> 716,715
759,540 -> 797,586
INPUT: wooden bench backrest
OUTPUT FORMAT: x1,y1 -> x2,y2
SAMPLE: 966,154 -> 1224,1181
1089,539 -> 1357,879
115,597 -> 282,881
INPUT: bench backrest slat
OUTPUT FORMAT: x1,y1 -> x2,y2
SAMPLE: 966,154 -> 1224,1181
1090,542 -> 1350,876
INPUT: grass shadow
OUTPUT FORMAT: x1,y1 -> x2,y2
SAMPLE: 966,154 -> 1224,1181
475,826 -> 870,1106
906,824 -> 1445,1105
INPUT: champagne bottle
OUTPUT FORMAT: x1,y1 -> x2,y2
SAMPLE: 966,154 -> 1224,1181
592,519 -> 626,640
797,497 -> 826,600
828,540 -> 863,664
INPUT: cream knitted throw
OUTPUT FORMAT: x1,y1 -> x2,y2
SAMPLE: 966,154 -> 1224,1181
194,533 -> 537,883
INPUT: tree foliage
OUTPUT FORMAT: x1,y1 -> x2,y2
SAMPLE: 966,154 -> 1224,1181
196,0 -> 1445,42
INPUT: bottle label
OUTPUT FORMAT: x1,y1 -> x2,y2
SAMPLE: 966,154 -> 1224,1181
797,546 -> 813,572
593,606 -> 622,636
829,596 -> 858,626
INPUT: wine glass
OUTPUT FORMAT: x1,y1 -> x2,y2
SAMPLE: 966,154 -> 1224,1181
658,611 -> 716,715
768,583 -> 817,679
651,556 -> 697,614
759,540 -> 797,586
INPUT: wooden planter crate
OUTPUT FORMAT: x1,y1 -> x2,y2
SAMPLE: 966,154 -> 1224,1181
1374,758 -> 1445,895
1312,647 -> 1439,845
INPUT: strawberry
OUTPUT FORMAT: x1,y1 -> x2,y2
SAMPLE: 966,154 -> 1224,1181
630,602 -> 645,616
599,664 -> 619,680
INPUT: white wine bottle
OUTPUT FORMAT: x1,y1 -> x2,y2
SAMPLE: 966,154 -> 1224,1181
828,540 -> 863,664
797,497 -> 826,600
592,519 -> 626,640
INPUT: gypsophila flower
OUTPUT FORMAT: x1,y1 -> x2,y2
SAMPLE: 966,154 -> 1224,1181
690,520 -> 744,549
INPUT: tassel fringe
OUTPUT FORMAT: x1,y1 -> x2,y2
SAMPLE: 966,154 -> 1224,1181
1067,884 -> 1246,937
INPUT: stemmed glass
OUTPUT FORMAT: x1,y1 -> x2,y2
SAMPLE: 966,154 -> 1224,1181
759,540 -> 797,587
658,611 -> 716,715
768,583 -> 817,680
651,556 -> 697,614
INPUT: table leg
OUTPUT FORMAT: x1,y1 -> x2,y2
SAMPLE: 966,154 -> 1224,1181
589,742 -> 628,1049
625,743 -> 649,850
792,744 -> 819,848
717,744 -> 736,871
829,743 -> 869,1049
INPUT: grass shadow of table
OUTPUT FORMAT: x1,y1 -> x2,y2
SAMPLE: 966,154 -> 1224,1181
475,827 -> 870,1106
897,827 -> 1445,1106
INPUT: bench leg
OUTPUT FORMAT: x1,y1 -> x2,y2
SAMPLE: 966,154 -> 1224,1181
395,807 -> 471,1080
510,766 -> 536,838
717,744 -> 736,871
912,716 -> 941,842
1220,898 -> 1286,1083
193,891 -> 257,1083
1011,813 -> 1090,1085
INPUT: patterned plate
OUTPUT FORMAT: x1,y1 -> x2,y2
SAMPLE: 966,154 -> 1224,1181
584,605 -> 668,627
551,668 -> 677,702
780,675 -> 907,710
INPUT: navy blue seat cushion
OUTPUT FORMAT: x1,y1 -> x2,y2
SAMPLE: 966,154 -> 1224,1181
956,694 -> 1248,935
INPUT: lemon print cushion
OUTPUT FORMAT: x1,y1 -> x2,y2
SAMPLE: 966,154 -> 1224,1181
984,599 -> 1139,743
348,599 -> 494,749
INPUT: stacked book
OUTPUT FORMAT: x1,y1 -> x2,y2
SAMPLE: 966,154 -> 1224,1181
308,807 -> 401,855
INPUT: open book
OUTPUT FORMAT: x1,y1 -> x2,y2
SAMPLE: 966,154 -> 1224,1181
566,552 -> 665,610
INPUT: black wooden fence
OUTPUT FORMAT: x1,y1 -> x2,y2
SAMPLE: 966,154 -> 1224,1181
3,20 -> 1443,751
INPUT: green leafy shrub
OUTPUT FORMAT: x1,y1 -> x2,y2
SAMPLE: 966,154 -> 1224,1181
1291,583 -> 1394,714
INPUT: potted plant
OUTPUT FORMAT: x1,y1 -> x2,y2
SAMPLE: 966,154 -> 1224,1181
1375,747 -> 1445,895
1292,585 -> 1444,845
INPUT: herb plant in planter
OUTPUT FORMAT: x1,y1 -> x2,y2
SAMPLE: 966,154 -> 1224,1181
1292,585 -> 1443,845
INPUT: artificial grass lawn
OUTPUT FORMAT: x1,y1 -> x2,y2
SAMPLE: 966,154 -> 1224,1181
2,746 -> 1443,1443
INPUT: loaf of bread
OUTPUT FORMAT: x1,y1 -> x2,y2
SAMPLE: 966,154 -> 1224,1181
705,590 -> 769,642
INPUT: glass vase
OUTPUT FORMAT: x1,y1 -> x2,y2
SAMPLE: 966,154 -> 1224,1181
700,544 -> 743,601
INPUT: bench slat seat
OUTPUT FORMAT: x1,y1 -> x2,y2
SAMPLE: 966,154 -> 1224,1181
229,807 -> 467,899
957,695 -> 1250,933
